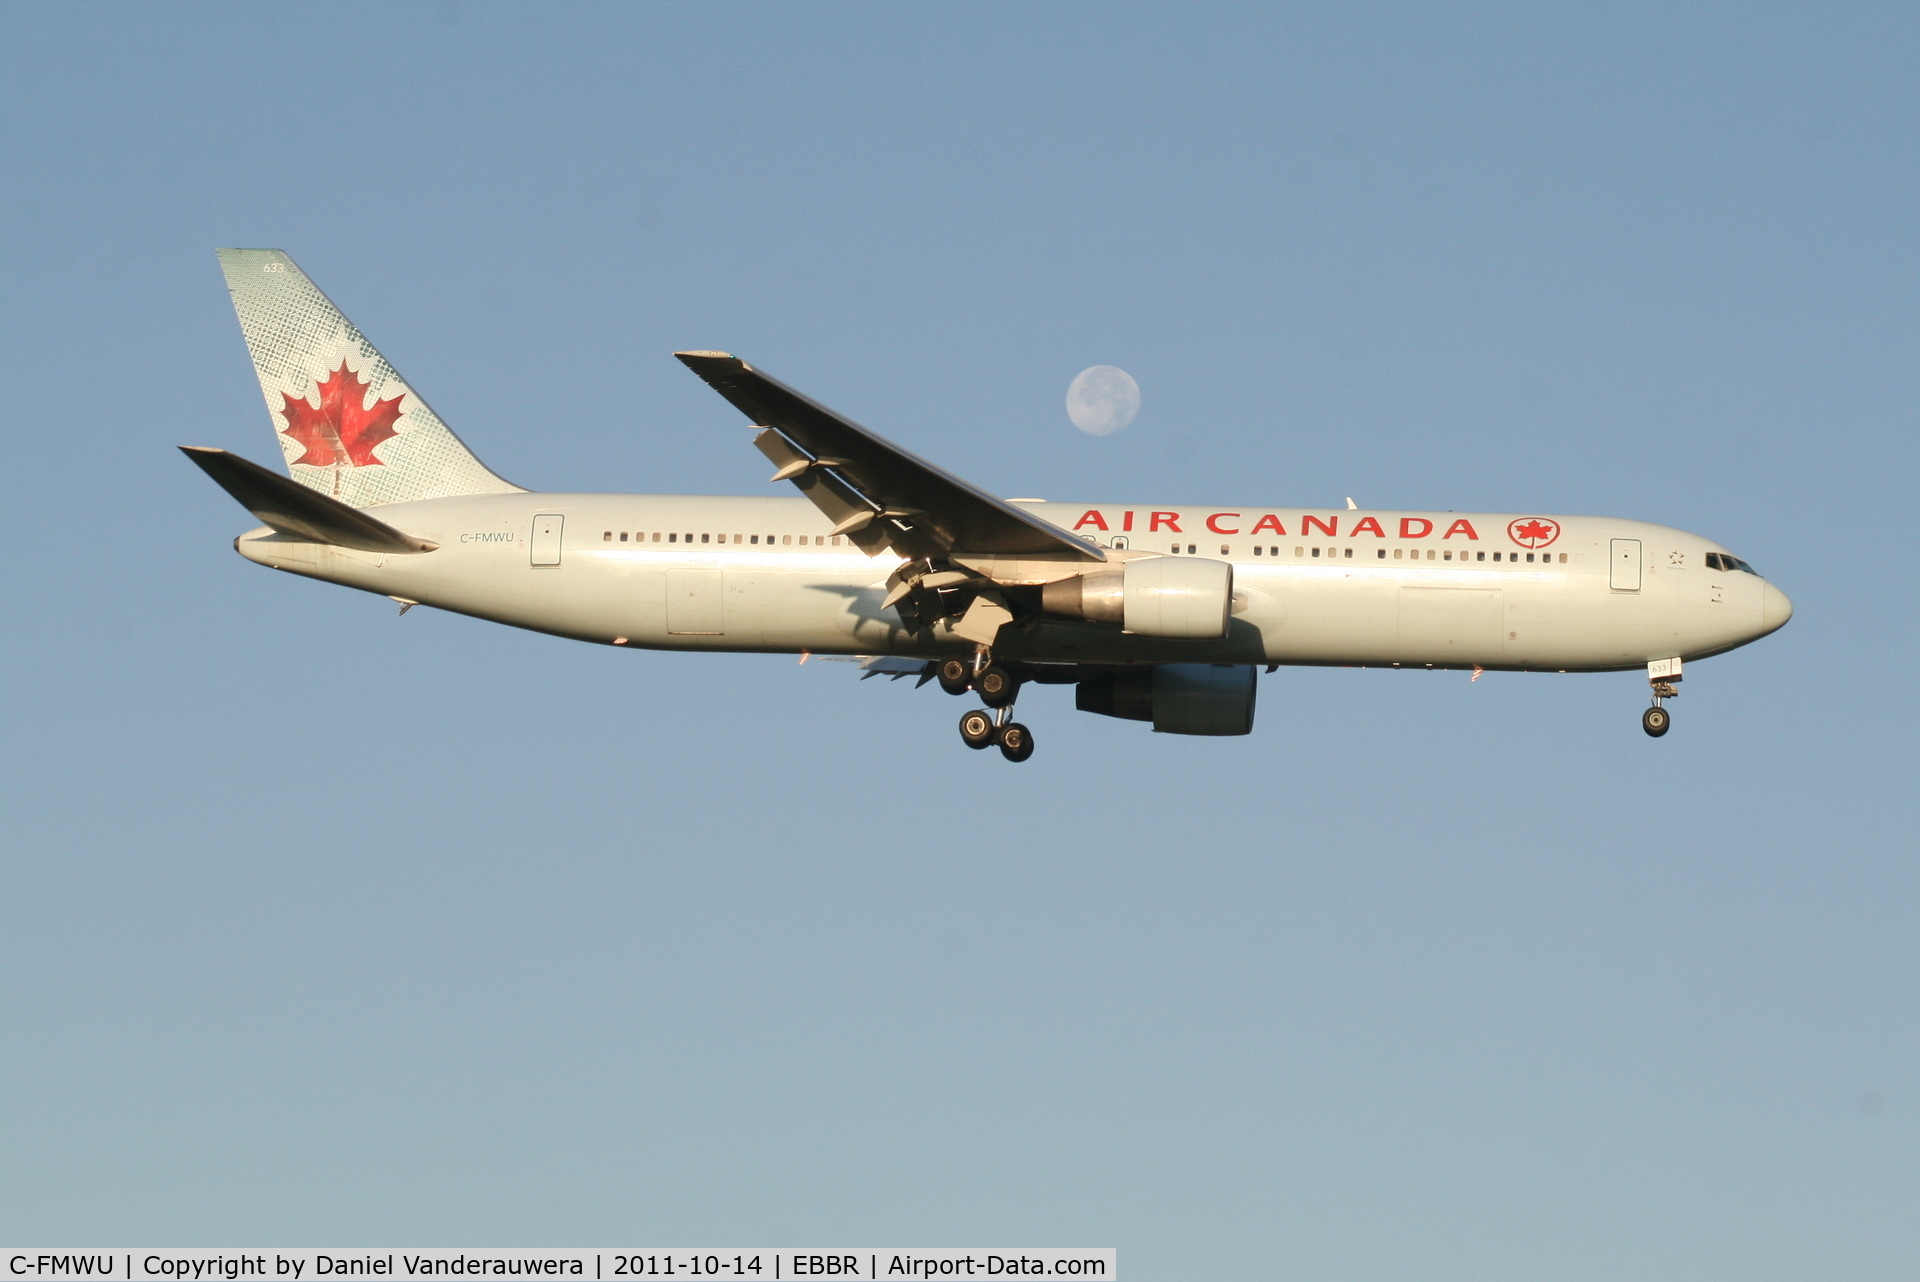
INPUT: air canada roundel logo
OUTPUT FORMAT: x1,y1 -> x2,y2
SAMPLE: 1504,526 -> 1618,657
1508,517 -> 1560,548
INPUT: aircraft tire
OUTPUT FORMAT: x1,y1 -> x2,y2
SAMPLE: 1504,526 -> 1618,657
976,664 -> 1019,708
960,708 -> 997,749
996,722 -> 1035,763
938,657 -> 973,696
1642,706 -> 1671,738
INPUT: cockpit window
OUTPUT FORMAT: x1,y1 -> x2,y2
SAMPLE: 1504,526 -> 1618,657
1706,552 -> 1759,575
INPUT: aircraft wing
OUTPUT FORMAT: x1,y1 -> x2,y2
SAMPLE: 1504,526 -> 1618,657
675,352 -> 1103,563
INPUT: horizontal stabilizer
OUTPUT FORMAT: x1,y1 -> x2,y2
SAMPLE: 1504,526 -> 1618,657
179,447 -> 439,554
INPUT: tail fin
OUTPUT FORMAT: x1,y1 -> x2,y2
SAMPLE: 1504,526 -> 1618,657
217,249 -> 521,507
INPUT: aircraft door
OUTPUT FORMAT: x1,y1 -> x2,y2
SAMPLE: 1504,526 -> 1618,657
667,569 -> 725,635
1610,538 -> 1642,591
531,514 -> 564,566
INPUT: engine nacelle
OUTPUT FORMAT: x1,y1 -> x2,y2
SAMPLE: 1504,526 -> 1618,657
1075,664 -> 1258,736
1040,556 -> 1233,639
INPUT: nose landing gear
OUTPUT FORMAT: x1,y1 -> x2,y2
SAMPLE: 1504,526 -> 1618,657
1642,657 -> 1681,738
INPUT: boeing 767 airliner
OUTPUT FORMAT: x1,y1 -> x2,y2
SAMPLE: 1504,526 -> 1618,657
184,249 -> 1791,761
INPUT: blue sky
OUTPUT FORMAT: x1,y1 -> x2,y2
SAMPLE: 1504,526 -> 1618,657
1,3 -> 1915,1276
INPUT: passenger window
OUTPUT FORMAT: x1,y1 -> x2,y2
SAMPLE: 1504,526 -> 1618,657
701,534 -> 710,543
1476,551 -> 1484,561
750,535 -> 758,544
1254,546 -> 1263,556
1427,550 -> 1435,561
1220,544 -> 1230,555
603,531 -> 612,541
1312,547 -> 1321,558
1187,544 -> 1197,554
620,532 -> 629,542
668,533 -> 677,543
1295,546 -> 1304,557
1443,550 -> 1451,560
1558,553 -> 1567,563
832,536 -> 843,546
1377,549 -> 1386,559
783,535 -> 792,545
1394,548 -> 1403,560
1271,546 -> 1279,556
1491,551 -> 1500,561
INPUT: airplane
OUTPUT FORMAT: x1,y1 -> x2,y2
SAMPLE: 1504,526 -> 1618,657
184,249 -> 1793,762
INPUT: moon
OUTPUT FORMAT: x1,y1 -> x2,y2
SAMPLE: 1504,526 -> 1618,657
1066,365 -> 1140,436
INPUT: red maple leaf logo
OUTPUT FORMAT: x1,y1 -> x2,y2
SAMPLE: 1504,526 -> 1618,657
1508,517 -> 1560,548
279,363 -> 404,468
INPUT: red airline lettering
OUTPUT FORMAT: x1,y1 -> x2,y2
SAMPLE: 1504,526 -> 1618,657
1073,510 -> 1109,531
1350,516 -> 1386,538
1122,511 -> 1135,531
1302,514 -> 1338,537
1399,517 -> 1433,538
1442,518 -> 1479,540
1206,513 -> 1240,534
1150,511 -> 1181,532
1250,513 -> 1286,535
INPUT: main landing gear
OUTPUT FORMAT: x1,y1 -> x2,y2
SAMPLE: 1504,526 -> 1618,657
958,706 -> 1034,761
937,657 -> 972,696
938,656 -> 1018,706
948,652 -> 1034,761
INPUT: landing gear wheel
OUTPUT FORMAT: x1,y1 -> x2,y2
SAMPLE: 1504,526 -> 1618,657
996,722 -> 1035,762
937,657 -> 973,696
976,663 -> 1019,708
1642,706 -> 1671,738
959,708 -> 996,749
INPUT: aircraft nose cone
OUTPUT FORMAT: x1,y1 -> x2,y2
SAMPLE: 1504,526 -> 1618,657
1761,581 -> 1794,634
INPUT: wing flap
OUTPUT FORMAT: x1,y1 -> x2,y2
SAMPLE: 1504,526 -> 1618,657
679,353 -> 1102,563
180,447 -> 439,554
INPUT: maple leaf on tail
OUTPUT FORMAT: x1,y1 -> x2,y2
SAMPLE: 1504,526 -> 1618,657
280,363 -> 404,468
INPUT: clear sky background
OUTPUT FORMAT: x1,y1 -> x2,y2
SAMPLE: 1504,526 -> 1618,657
1,3 -> 1915,1276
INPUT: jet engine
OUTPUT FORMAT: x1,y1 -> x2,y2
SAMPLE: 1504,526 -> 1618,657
1075,663 -> 1257,736
1040,556 -> 1233,639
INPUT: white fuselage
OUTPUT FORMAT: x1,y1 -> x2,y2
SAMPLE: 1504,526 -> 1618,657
234,494 -> 1791,672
